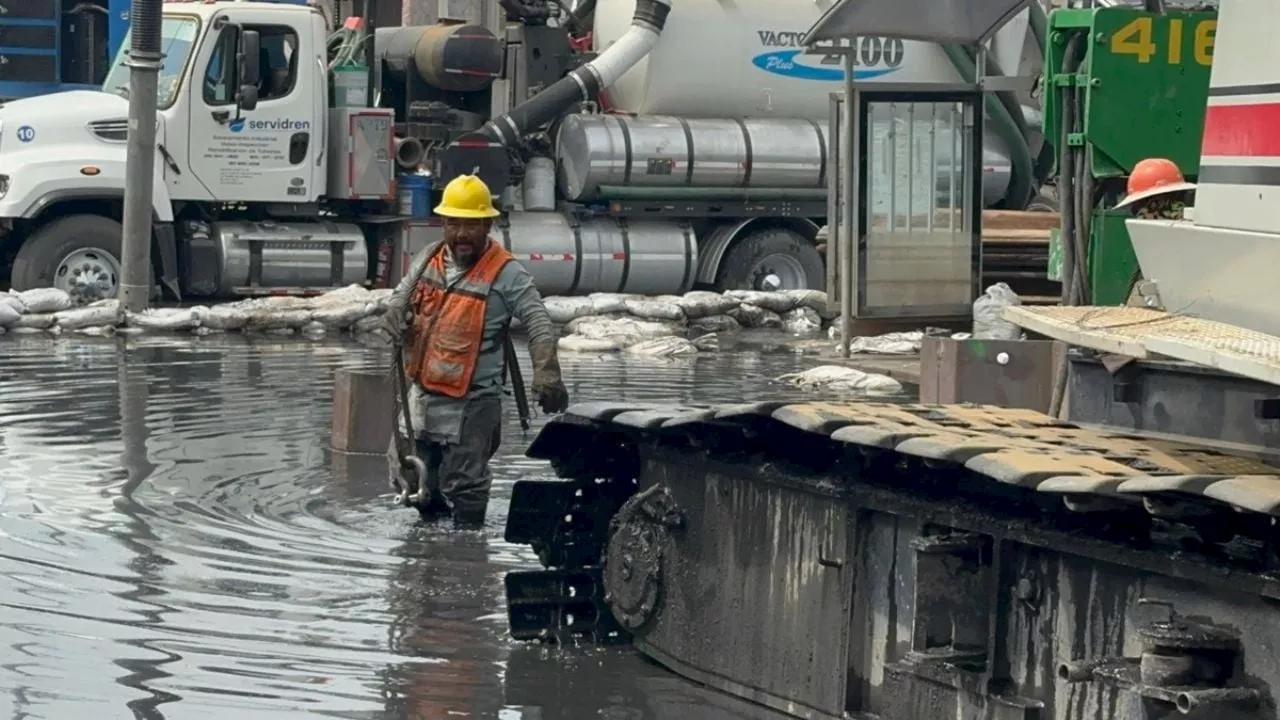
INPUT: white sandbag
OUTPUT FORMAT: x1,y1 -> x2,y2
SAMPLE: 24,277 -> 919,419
691,333 -> 721,351
368,288 -> 394,312
76,325 -> 116,337
0,301 -> 20,328
312,301 -> 373,329
545,296 -> 596,324
728,303 -> 782,328
1,293 -> 24,313
781,307 -> 822,334
55,300 -> 122,329
623,298 -> 685,322
558,335 -> 627,352
725,290 -> 796,313
676,291 -> 738,319
312,284 -> 371,307
245,308 -> 313,330
850,330 -> 925,355
125,307 -> 198,331
352,315 -> 382,333
199,305 -> 249,331
625,337 -> 698,357
785,289 -> 836,320
17,288 -> 73,314
776,365 -> 903,394
565,313 -> 624,334
14,313 -> 55,329
972,282 -> 1023,340
588,293 -> 634,315
689,314 -> 740,334
573,316 -> 681,341
301,321 -> 328,336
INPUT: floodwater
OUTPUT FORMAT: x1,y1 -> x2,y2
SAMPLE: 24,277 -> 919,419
0,332 -> 870,720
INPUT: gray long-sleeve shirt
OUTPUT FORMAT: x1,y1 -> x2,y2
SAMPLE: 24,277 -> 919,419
389,240 -> 556,444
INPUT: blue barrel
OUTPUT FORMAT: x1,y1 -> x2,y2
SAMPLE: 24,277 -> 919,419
398,174 -> 432,218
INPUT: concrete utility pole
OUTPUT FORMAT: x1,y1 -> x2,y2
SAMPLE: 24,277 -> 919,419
119,0 -> 164,312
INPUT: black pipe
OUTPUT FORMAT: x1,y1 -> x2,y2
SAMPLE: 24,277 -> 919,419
131,0 -> 161,54
478,0 -> 671,145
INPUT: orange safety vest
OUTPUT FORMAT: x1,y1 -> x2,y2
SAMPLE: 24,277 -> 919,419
404,240 -> 514,398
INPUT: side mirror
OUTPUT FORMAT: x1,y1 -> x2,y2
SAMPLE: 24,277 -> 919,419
237,29 -> 261,90
237,84 -> 260,112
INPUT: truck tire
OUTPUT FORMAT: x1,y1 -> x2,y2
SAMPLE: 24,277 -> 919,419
11,214 -> 128,305
715,228 -> 825,292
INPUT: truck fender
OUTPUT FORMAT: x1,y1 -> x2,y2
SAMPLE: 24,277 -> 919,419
694,217 -> 821,286
3,156 -> 174,223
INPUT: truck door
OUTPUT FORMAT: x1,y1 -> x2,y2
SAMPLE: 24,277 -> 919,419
187,12 -> 320,202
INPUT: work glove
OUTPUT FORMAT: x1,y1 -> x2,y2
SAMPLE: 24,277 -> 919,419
528,338 -> 569,414
375,306 -> 410,344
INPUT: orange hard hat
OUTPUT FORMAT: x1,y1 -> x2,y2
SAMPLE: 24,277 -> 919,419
1116,157 -> 1197,208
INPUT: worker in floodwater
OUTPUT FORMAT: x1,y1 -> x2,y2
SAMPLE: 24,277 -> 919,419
1116,157 -> 1197,308
378,174 -> 569,527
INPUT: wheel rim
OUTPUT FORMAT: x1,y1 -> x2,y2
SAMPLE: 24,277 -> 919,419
54,248 -> 120,305
748,253 -> 809,291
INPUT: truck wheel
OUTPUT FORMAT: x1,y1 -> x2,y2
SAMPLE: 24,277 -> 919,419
11,215 -> 126,305
715,228 -> 825,292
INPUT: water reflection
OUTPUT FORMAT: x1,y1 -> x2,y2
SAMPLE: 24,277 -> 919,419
0,332 -> 849,718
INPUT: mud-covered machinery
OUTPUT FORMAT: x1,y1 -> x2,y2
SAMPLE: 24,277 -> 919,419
500,0 -> 1280,718
1043,3 -> 1216,305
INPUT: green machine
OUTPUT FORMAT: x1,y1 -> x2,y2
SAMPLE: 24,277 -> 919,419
1043,6 -> 1216,305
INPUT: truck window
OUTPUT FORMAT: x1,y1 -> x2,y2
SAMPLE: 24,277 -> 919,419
202,24 -> 299,106
102,16 -> 200,109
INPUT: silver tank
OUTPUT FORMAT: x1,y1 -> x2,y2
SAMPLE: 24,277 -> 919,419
496,211 -> 696,295
556,114 -> 828,201
213,220 -> 369,295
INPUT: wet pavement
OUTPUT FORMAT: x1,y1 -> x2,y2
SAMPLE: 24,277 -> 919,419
0,333 -> 875,719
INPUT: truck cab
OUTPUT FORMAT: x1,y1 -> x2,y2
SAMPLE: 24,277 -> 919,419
0,1 -> 392,302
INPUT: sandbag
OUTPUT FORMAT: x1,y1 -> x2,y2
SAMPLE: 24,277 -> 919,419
352,315 -> 382,333
14,313 -> 55,329
17,288 -> 73,314
301,321 -> 328,336
689,314 -> 740,334
558,335 -> 627,352
125,307 -> 198,331
588,293 -> 634,315
676,291 -> 738,319
785,289 -> 836,320
781,307 -> 822,334
545,296 -> 596,324
691,333 -> 721,351
728,304 -> 782,328
972,282 -> 1023,340
725,290 -> 796,313
368,288 -> 394,313
775,365 -> 903,395
0,301 -> 20,328
55,300 -> 122,329
625,337 -> 698,357
573,316 -> 681,341
624,298 -> 685,322
76,325 -> 116,337
312,284 -> 371,306
245,308 -> 313,330
312,302 -> 373,329
199,306 -> 249,331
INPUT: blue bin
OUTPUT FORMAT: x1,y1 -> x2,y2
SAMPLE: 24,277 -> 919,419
398,174 -> 432,218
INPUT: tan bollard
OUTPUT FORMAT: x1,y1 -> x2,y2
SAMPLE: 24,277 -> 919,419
331,367 -> 393,454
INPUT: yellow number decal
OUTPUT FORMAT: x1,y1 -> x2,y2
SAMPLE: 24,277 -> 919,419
1194,19 -> 1216,66
1111,17 -> 1157,63
1167,18 -> 1183,64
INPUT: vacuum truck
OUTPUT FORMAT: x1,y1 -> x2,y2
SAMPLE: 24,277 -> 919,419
0,0 -> 1047,303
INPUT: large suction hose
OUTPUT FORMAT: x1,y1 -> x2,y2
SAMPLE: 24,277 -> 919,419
479,0 -> 672,145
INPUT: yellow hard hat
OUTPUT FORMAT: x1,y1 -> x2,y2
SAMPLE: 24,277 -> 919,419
434,174 -> 500,219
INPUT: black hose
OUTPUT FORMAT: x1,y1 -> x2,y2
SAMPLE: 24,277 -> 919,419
479,0 -> 670,145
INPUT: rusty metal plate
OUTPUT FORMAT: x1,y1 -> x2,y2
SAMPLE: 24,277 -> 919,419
566,402 -> 674,421
711,401 -> 791,421
659,409 -> 722,428
1116,475 -> 1222,495
830,422 -> 932,449
894,431 -> 1043,463
612,408 -> 703,429
964,450 -> 1134,488
772,402 -> 879,434
1036,476 -> 1133,495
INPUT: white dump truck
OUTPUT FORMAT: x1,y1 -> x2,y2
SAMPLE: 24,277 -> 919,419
0,0 -> 1046,303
